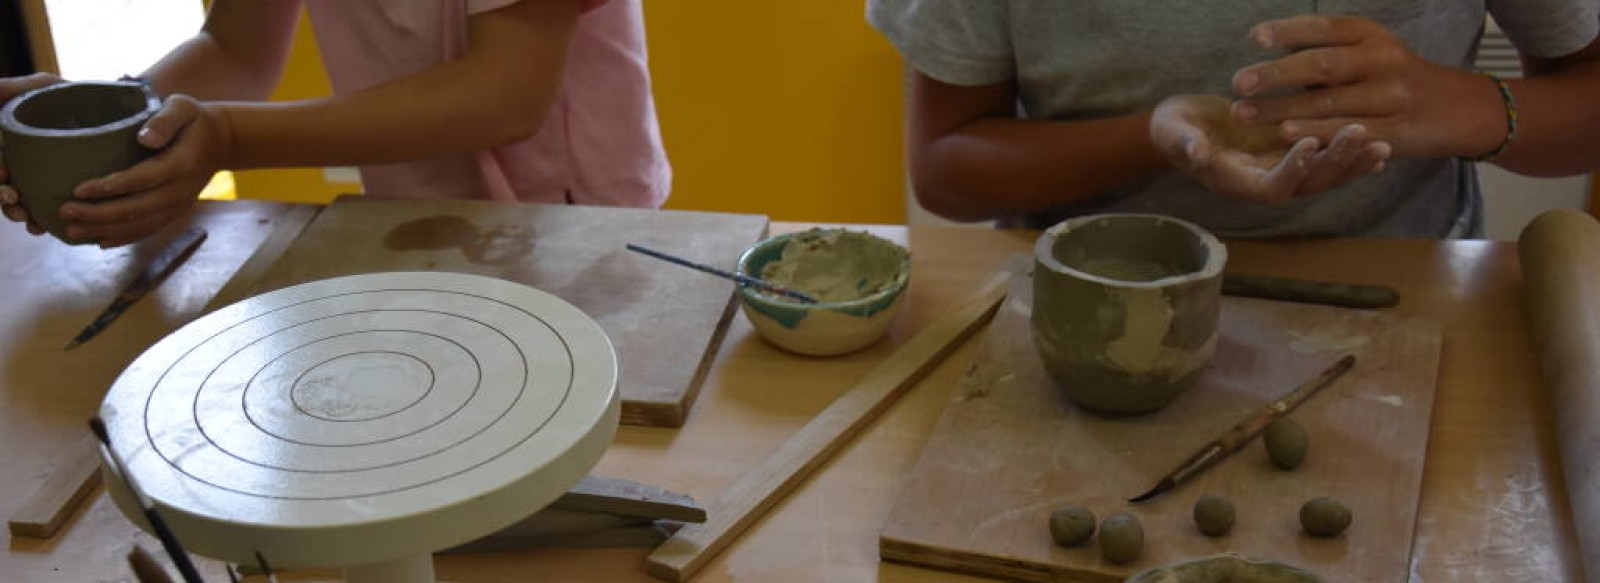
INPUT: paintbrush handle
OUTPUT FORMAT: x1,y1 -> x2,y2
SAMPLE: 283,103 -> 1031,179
144,509 -> 205,583
1131,355 -> 1356,502
1218,354 -> 1355,451
625,244 -> 819,303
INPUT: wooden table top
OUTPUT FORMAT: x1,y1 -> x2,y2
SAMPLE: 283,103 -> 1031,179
0,209 -> 1577,581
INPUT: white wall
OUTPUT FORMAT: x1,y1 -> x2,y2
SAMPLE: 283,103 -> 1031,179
1478,165 -> 1590,240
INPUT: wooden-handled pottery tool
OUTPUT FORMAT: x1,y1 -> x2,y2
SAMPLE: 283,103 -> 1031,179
90,417 -> 205,583
626,243 -> 819,304
65,227 -> 208,350
1222,275 -> 1399,309
1128,354 -> 1356,503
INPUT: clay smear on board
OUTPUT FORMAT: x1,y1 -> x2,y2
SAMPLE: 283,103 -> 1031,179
385,215 -> 535,266
1288,326 -> 1371,355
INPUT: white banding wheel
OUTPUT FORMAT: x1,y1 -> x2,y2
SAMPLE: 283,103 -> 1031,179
98,272 -> 619,580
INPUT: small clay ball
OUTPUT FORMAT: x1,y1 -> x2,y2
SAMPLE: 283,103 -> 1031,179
1192,494 -> 1236,536
1048,505 -> 1097,547
1300,497 -> 1352,537
1264,417 -> 1309,470
1099,512 -> 1144,565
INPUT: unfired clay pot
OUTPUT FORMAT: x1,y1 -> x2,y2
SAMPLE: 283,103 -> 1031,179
0,81 -> 161,243
1032,214 -> 1226,414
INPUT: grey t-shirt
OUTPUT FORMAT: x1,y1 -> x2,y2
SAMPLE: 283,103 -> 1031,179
869,1 -> 1598,238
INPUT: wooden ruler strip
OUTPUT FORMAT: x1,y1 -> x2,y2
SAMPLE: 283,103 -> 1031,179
644,261 -> 1017,581
551,475 -> 706,523
7,434 -> 101,538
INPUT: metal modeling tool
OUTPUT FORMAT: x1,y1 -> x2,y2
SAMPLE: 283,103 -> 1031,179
625,243 -> 819,304
65,227 -> 208,350
90,417 -> 205,583
1128,355 -> 1357,503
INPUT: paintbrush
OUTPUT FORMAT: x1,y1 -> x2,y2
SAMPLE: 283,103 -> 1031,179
89,417 -> 205,583
1128,355 -> 1356,503
625,243 -> 820,304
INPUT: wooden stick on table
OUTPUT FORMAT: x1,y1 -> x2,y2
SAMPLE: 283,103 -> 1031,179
7,434 -> 101,538
1518,208 -> 1600,581
644,259 -> 1019,581
7,206 -> 324,541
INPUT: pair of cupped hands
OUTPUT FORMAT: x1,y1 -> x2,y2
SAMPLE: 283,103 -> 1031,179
1151,15 -> 1493,205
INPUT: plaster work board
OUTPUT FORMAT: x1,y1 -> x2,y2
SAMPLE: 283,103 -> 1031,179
880,274 -> 1443,582
216,196 -> 770,427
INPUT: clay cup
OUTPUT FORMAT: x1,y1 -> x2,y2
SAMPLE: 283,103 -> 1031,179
0,81 -> 161,243
1032,214 -> 1226,414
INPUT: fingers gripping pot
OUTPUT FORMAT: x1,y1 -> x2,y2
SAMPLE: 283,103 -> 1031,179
0,81 -> 161,242
1032,214 -> 1226,414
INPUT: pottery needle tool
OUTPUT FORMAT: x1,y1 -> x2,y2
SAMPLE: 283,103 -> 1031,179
89,417 -> 206,583
65,227 -> 208,350
1128,354 -> 1357,503
624,243 -> 819,304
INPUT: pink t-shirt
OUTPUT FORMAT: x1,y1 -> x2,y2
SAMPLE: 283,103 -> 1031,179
303,0 -> 670,208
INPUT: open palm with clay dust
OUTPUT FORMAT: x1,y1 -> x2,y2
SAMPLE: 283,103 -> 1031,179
1150,94 -> 1390,205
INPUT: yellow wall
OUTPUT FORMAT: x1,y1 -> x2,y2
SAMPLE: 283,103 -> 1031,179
644,3 -> 906,223
238,4 -> 908,223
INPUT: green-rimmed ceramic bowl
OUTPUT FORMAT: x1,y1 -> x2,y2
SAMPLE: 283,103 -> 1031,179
736,229 -> 910,356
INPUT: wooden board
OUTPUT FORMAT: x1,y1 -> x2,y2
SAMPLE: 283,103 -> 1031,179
0,201 -> 305,541
646,263 -> 1016,581
880,274 -> 1443,582
218,196 -> 769,427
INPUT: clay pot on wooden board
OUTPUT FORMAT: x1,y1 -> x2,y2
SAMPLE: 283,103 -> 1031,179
1031,214 -> 1226,415
0,81 -> 161,243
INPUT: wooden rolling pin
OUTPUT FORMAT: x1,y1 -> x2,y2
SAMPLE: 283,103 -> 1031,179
1518,208 -> 1600,581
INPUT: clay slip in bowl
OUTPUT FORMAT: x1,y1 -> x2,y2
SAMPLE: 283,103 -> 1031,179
0,81 -> 161,243
736,229 -> 910,356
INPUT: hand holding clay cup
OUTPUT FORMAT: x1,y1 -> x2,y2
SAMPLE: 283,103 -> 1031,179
0,80 -> 161,243
1032,214 -> 1226,414
0,72 -> 66,234
736,229 -> 910,356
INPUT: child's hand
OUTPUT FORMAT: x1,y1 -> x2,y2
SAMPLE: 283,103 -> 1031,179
61,95 -> 233,248
0,73 -> 65,235
1231,16 -> 1505,160
1151,94 -> 1389,204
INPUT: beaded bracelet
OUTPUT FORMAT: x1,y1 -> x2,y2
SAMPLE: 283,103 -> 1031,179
1464,72 -> 1518,162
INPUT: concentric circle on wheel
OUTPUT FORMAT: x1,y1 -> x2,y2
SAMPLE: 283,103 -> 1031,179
98,272 -> 619,568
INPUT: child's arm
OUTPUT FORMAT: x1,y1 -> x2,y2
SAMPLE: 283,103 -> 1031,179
139,1 -> 302,102
910,72 -> 1385,222
1234,15 -> 1600,177
61,0 -> 583,247
907,72 -> 1167,221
